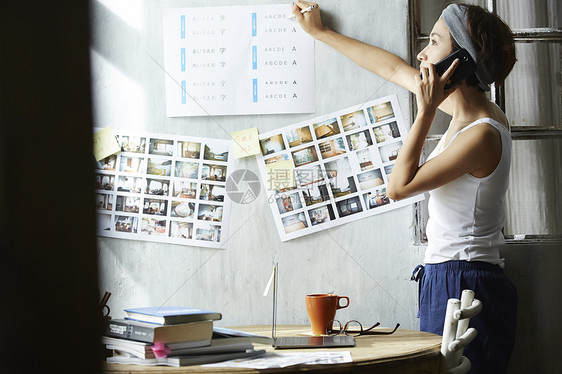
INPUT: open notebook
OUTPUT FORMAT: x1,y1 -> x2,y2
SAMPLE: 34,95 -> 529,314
271,263 -> 355,349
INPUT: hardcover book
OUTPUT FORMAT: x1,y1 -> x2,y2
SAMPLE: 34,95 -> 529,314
105,318 -> 213,344
124,306 -> 222,325
102,336 -> 254,360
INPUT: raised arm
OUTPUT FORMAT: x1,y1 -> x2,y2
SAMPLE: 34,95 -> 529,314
292,2 -> 417,92
292,1 -> 454,115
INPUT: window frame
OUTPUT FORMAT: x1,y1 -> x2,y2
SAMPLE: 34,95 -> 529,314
408,0 -> 562,245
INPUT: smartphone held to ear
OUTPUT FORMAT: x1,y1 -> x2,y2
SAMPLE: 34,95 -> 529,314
421,49 -> 477,90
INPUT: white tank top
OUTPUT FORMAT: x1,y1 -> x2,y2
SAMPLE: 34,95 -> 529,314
424,118 -> 511,267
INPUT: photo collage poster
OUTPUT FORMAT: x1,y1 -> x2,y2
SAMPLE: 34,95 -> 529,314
94,129 -> 233,249
256,94 -> 424,241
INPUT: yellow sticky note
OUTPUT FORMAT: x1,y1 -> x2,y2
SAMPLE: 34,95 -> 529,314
231,128 -> 260,159
265,159 -> 296,191
93,127 -> 121,161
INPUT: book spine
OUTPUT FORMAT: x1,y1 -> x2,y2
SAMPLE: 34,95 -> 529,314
165,313 -> 222,324
105,320 -> 155,343
124,312 -> 222,325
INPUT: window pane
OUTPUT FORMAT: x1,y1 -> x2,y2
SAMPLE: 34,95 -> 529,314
418,0 -> 486,35
505,139 -> 562,236
498,0 -> 561,29
504,43 -> 561,128
418,0 -> 562,33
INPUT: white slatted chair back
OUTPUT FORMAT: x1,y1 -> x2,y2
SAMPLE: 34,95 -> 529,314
440,289 -> 482,374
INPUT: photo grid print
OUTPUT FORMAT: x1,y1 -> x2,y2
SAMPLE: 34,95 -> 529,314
95,129 -> 233,248
255,94 -> 424,241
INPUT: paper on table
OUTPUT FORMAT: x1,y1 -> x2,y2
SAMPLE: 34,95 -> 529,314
231,128 -> 260,159
93,127 -> 121,161
265,159 -> 295,190
203,351 -> 353,369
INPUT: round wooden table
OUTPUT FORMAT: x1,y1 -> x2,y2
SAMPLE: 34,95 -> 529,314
103,325 -> 442,373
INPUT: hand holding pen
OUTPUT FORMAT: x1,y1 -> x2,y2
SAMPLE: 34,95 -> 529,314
290,1 -> 326,38
288,3 -> 316,19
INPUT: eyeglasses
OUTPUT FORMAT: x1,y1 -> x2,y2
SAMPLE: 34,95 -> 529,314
325,320 -> 400,337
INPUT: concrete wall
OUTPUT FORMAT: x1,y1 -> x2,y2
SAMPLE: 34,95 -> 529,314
91,0 -> 421,330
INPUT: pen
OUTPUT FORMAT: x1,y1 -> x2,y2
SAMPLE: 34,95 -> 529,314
288,4 -> 316,19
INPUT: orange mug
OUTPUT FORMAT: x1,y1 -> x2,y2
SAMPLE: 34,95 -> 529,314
305,294 -> 350,335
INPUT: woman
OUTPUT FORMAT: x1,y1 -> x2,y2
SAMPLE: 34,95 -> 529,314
293,2 -> 517,373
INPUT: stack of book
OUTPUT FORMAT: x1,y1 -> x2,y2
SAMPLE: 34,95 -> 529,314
103,306 -> 266,367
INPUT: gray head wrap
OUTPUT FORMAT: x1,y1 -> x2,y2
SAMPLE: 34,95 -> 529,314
441,4 -> 493,91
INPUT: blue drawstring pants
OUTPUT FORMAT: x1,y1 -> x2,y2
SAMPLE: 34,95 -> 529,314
415,261 -> 517,374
